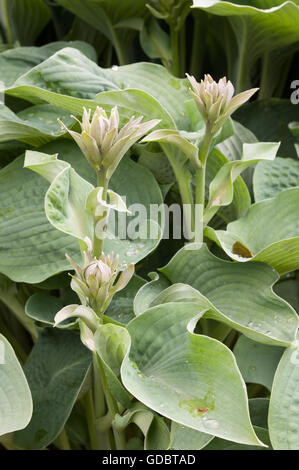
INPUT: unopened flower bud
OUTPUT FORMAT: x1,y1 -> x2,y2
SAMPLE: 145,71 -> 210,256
59,106 -> 160,178
66,239 -> 135,316
186,73 -> 258,134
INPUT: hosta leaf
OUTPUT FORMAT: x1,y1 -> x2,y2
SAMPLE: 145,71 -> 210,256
106,275 -> 145,324
0,104 -> 74,146
134,273 -> 170,316
7,47 -> 119,101
114,402 -> 170,450
205,142 -> 279,217
235,99 -> 299,157
140,17 -> 172,65
6,48 -> 197,131
269,339 -> 299,449
121,302 -> 263,446
0,334 -> 32,436
205,187 -> 299,275
203,426 -> 271,450
0,141 -> 163,283
249,398 -> 270,429
95,89 -> 174,129
0,41 -> 97,87
5,0 -> 51,45
94,323 -> 131,408
206,149 -> 251,224
160,244 -> 298,346
25,293 -> 77,328
170,422 -> 214,450
234,335 -> 283,390
54,0 -> 146,61
14,329 -> 91,450
253,157 -> 299,202
274,279 -> 299,313
192,0 -> 299,86
24,150 -> 94,245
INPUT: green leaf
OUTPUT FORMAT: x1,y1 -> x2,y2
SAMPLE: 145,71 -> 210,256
121,302 -> 263,446
134,273 -> 170,316
140,17 -> 171,65
249,398 -> 269,429
14,328 -> 91,450
142,129 -> 201,169
0,41 -> 97,87
0,334 -> 32,436
114,402 -> 170,450
5,0 -> 51,45
94,323 -> 132,408
54,0 -> 147,62
0,141 -> 163,283
6,49 -> 196,131
269,340 -> 299,449
205,142 -> 280,216
234,335 -> 283,390
170,422 -> 213,450
253,157 -> 299,202
106,275 -> 145,324
25,293 -> 77,328
205,187 -> 299,275
192,0 -> 299,87
274,279 -> 299,313
160,244 -> 298,346
235,99 -> 299,157
7,47 -> 119,101
203,426 -> 271,450
24,150 -> 94,245
0,104 -> 75,146
95,88 -> 174,130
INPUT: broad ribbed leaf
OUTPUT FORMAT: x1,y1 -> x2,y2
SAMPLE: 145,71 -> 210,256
205,188 -> 299,275
121,302 -> 263,446
160,244 -> 298,346
6,49 -> 197,131
234,335 -> 283,390
0,41 -> 97,87
253,157 -> 299,202
269,340 -> 299,449
0,141 -> 164,282
0,334 -> 32,436
5,0 -> 51,45
0,104 -> 74,146
24,150 -> 94,245
14,328 -> 91,450
192,1 -> 299,87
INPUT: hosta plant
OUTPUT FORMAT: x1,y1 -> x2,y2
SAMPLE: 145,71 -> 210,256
0,0 -> 299,453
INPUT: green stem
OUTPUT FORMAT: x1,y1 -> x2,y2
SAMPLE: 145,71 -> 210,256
54,429 -> 71,450
2,0 -> 13,44
190,16 -> 203,77
170,25 -> 180,77
110,26 -> 127,65
161,143 -> 195,241
85,390 -> 100,450
235,21 -> 248,94
179,21 -> 186,77
93,171 -> 109,258
258,52 -> 270,100
94,354 -> 126,450
0,293 -> 37,341
0,317 -> 27,363
195,126 -> 213,208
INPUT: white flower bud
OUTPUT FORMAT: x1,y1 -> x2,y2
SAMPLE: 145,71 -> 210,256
186,73 -> 258,134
